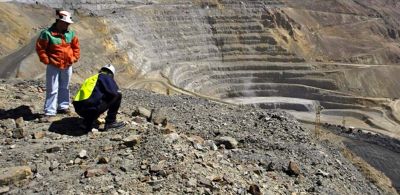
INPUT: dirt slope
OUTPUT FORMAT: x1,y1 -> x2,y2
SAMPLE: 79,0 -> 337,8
0,79 -> 396,194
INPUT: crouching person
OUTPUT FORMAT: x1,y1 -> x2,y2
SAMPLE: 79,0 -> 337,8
73,64 -> 125,131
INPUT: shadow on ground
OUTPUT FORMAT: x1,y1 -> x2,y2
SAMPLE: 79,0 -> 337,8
49,117 -> 88,136
0,105 -> 41,120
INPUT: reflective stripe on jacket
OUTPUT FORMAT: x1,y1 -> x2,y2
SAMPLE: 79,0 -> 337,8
36,23 -> 80,69
74,74 -> 99,102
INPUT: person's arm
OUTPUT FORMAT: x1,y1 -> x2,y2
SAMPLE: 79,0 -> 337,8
36,31 -> 50,65
96,75 -> 121,111
71,33 -> 80,63
99,75 -> 119,100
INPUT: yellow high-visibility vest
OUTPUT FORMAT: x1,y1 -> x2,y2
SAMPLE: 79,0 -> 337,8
73,74 -> 99,101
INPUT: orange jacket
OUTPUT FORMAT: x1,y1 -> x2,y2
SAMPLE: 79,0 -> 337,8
36,24 -> 80,69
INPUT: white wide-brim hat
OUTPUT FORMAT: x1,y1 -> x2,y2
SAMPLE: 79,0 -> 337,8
58,10 -> 74,24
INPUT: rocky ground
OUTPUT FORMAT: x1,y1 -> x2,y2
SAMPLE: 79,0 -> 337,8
0,79 -> 388,194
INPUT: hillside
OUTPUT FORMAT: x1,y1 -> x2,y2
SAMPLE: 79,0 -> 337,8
0,79 -> 396,194
1,1 -> 400,136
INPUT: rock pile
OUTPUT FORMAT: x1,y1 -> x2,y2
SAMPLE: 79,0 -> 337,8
0,79 -> 383,194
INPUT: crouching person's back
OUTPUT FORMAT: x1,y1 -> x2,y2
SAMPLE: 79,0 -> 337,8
73,64 -> 125,131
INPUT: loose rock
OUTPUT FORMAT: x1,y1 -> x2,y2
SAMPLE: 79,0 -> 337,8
215,136 -> 238,149
84,167 -> 109,178
0,166 -> 32,185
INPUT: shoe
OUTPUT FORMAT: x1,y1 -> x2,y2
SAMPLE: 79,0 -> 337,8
57,108 -> 71,115
39,114 -> 59,123
104,121 -> 125,131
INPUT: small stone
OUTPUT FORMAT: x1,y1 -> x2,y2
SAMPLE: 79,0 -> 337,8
74,158 -> 82,165
123,135 -> 140,147
287,161 -> 300,176
316,169 -> 329,177
32,131 -> 45,139
198,177 -> 213,188
132,106 -> 152,119
46,146 -> 61,153
35,173 -> 43,180
0,166 -> 32,185
131,117 -> 142,125
193,143 -> 204,151
164,132 -> 180,143
102,145 -> 113,151
49,161 -> 60,171
110,135 -> 123,141
215,136 -> 238,149
0,186 -> 10,194
140,176 -> 150,182
211,175 -> 223,182
150,164 -> 167,176
151,108 -> 168,126
185,188 -> 193,193
15,117 -> 25,128
98,157 -> 109,164
205,140 -> 218,151
248,184 -> 261,195
9,145 -> 16,149
79,150 -> 87,159
12,128 -> 27,139
84,167 -> 109,178
147,178 -> 164,186
188,135 -> 205,144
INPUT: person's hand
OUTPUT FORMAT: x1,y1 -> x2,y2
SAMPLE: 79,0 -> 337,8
42,57 -> 50,65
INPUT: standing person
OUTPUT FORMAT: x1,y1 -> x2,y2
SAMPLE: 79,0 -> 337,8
73,64 -> 125,131
36,10 -> 80,117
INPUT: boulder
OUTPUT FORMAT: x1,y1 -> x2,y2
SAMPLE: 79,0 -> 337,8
132,106 -> 152,119
287,161 -> 300,176
32,131 -> 45,139
15,117 -> 25,128
0,166 -> 32,185
123,135 -> 141,147
151,108 -> 168,126
12,128 -> 27,139
0,119 -> 16,130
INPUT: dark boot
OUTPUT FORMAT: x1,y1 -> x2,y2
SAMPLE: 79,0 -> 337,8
104,121 -> 125,131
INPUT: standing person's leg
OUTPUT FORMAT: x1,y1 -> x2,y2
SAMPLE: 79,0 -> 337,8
44,65 -> 60,116
58,66 -> 72,111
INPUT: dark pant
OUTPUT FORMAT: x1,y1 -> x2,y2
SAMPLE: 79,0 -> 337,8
73,93 -> 122,125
